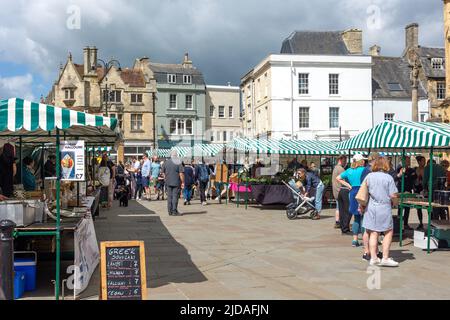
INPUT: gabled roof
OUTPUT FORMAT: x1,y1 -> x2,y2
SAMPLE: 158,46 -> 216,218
416,46 -> 445,79
148,62 -> 205,85
119,69 -> 146,87
73,63 -> 105,79
372,56 -> 426,99
280,31 -> 350,55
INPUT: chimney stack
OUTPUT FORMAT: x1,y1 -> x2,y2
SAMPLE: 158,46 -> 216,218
89,46 -> 98,74
83,47 -> 90,75
342,29 -> 363,54
182,52 -> 193,68
369,45 -> 381,56
405,23 -> 419,49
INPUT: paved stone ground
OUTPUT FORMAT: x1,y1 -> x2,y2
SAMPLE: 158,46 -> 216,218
23,197 -> 450,299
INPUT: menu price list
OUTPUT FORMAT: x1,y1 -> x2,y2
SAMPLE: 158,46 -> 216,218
105,246 -> 142,300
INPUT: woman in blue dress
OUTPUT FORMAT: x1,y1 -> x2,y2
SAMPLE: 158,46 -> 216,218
362,157 -> 399,267
336,154 -> 366,247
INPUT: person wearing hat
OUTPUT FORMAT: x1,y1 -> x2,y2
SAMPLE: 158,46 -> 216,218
336,154 -> 367,247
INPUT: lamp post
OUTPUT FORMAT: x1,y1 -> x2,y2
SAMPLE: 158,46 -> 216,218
96,58 -> 121,117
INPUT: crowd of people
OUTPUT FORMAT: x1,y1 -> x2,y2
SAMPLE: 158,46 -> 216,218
331,152 -> 450,267
92,150 -> 235,215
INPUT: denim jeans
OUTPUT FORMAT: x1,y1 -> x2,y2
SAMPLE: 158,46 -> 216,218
314,182 -> 325,213
352,214 -> 364,236
183,186 -> 193,202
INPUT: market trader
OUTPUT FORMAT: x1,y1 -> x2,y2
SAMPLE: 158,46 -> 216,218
161,150 -> 185,216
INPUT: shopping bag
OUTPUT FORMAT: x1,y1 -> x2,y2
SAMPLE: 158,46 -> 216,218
355,179 -> 369,206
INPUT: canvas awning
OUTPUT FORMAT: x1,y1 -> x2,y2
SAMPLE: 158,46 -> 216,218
0,98 -> 122,145
226,137 -> 344,155
336,120 -> 450,151
148,149 -> 172,158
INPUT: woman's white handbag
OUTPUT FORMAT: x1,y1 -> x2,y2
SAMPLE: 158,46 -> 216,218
98,167 -> 111,186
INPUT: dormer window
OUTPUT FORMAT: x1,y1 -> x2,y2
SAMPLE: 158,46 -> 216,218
431,58 -> 444,70
183,75 -> 192,84
168,74 -> 176,84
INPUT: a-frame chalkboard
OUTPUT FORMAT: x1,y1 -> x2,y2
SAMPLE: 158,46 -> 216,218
100,241 -> 147,300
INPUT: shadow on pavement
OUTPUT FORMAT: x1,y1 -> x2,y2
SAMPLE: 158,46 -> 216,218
389,249 -> 416,262
96,201 -> 207,289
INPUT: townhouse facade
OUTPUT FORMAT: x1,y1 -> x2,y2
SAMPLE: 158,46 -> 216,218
205,85 -> 241,144
147,54 -> 207,149
241,30 -> 373,141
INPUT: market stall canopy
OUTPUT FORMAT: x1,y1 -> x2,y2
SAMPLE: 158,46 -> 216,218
226,137 -> 343,155
87,147 -> 113,152
226,137 -> 416,156
148,149 -> 172,158
336,120 -> 450,151
0,98 -> 122,145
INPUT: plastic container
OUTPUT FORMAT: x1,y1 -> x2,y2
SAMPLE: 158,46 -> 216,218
14,251 -> 37,291
14,271 -> 26,299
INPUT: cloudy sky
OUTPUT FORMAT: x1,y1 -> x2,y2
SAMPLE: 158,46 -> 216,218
0,0 -> 444,101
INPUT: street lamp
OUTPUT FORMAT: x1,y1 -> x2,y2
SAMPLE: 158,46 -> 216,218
96,58 -> 121,117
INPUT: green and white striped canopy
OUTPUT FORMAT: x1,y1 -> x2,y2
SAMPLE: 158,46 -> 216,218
0,98 -> 121,145
226,137 -> 344,155
194,143 -> 225,156
337,120 -> 450,151
147,149 -> 172,158
87,146 -> 112,152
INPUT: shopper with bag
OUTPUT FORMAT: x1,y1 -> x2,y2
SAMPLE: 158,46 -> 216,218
97,158 -> 111,208
361,157 -> 399,267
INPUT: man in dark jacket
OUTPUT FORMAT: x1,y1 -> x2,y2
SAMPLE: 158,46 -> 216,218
194,160 -> 210,206
161,150 -> 185,216
396,156 -> 423,230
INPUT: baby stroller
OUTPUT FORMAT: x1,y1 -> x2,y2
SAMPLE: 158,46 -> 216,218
283,180 -> 318,220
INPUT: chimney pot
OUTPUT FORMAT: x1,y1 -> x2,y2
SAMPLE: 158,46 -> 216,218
369,45 -> 381,56
342,29 -> 363,54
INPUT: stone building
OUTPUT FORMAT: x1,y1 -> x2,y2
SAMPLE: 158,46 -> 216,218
402,23 -> 447,121
205,84 -> 241,144
47,47 -> 156,162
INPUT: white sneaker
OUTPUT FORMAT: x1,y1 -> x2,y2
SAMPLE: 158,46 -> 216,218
369,258 -> 381,266
379,258 -> 399,267
202,202 -> 207,206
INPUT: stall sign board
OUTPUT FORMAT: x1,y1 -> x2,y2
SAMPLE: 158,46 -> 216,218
100,241 -> 147,300
60,140 -> 85,181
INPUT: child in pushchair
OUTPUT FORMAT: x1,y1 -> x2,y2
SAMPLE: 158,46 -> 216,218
283,176 -> 319,220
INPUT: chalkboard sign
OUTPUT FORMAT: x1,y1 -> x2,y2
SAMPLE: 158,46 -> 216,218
100,241 -> 147,300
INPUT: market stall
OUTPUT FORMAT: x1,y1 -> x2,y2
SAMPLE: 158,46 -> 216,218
0,98 -> 121,299
337,120 -> 450,253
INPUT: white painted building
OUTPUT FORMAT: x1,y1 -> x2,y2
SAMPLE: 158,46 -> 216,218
241,54 -> 373,141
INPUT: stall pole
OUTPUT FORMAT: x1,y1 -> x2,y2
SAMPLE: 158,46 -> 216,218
40,143 -> 45,190
236,171 -> 240,208
0,220 -> 16,300
55,129 -> 61,300
245,176 -> 248,210
427,147 -> 434,254
399,148 -> 406,247
19,137 -> 23,184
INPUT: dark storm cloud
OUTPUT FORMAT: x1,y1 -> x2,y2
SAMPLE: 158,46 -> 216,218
0,0 -> 443,97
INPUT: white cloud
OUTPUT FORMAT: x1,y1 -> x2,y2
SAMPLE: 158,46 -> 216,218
0,0 -> 444,89
0,74 -> 35,101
